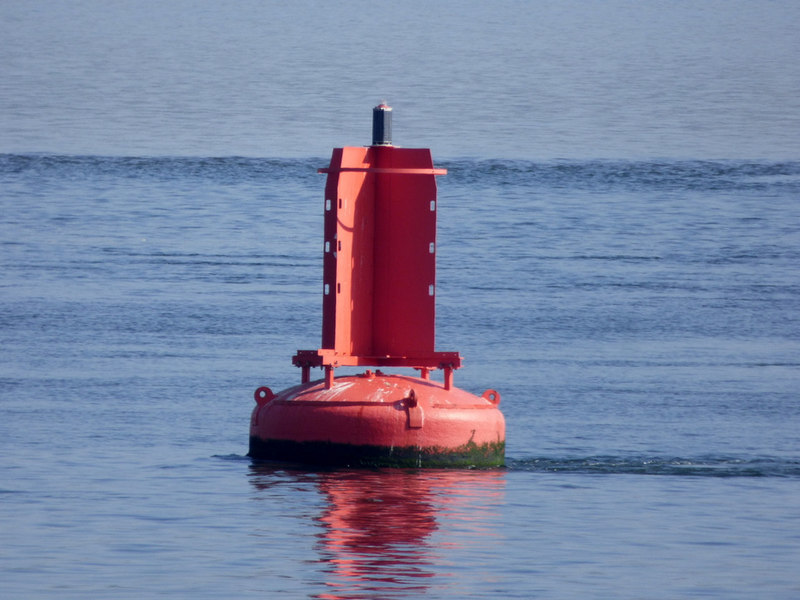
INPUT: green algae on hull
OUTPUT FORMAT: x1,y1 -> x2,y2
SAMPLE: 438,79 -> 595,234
249,437 -> 505,468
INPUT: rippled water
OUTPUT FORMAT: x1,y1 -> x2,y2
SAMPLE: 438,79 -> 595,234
2,1 -> 799,159
2,1 -> 800,598
3,154 -> 799,598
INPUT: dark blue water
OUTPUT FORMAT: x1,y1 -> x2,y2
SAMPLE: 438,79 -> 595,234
3,154 -> 799,598
2,1 -> 800,598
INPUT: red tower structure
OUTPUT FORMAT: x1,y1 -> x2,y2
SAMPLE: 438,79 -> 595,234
248,105 -> 505,467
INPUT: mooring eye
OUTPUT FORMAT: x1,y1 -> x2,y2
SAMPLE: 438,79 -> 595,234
254,386 -> 275,405
482,389 -> 500,405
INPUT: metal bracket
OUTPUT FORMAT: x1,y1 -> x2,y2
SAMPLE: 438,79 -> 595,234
405,389 -> 424,429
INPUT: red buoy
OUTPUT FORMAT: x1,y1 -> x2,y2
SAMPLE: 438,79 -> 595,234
249,105 -> 505,467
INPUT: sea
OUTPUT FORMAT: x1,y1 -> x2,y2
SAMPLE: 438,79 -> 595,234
2,1 -> 799,598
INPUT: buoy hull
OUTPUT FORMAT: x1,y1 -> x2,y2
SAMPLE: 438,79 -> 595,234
248,374 -> 505,468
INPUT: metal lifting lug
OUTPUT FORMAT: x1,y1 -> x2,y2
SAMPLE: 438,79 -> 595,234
405,389 -> 424,429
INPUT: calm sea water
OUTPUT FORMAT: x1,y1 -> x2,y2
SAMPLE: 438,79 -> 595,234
2,2 -> 800,599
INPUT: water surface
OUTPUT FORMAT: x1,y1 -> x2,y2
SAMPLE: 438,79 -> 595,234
2,2 -> 800,598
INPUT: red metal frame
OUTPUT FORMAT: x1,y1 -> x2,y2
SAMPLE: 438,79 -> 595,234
293,145 -> 460,387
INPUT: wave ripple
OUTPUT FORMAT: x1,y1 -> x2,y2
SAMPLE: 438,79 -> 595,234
508,455 -> 800,478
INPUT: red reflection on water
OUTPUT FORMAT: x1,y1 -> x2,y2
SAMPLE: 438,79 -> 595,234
312,469 -> 505,599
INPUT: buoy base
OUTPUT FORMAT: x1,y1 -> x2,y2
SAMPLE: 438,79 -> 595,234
248,372 -> 505,468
